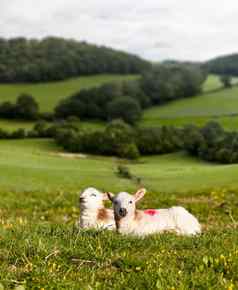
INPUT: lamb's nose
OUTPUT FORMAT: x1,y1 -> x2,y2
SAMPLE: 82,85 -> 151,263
119,208 -> 127,217
79,197 -> 85,203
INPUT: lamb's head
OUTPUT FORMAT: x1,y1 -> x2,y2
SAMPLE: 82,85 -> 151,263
80,187 -> 108,210
107,188 -> 146,220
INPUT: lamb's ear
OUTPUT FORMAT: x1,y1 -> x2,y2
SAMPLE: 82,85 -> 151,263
106,192 -> 114,202
102,192 -> 111,201
134,188 -> 146,202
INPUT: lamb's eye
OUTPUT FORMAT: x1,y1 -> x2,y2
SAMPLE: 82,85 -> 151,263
114,201 -> 118,205
129,200 -> 133,204
91,193 -> 97,197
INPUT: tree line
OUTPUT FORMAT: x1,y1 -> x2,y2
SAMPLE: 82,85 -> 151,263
55,63 -> 207,124
0,63 -> 206,124
1,119 -> 237,164
184,122 -> 238,164
0,94 -> 39,120
54,120 -> 238,163
0,37 -> 150,83
205,53 -> 238,76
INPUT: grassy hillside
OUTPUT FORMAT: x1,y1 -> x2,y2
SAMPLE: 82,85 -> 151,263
202,74 -> 222,92
0,139 -> 237,289
0,139 -> 238,196
142,75 -> 238,130
1,74 -> 238,132
0,74 -> 138,112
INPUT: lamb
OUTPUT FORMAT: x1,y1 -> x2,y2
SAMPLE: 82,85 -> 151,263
107,188 -> 201,236
78,187 -> 115,230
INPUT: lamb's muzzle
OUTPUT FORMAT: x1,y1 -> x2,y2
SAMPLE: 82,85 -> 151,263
119,208 -> 127,217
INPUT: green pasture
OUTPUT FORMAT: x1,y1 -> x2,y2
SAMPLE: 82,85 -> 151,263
0,74 -> 238,288
0,74 -> 138,112
0,139 -> 237,289
0,138 -> 238,196
142,75 -> 238,129
141,115 -> 238,130
143,86 -> 238,119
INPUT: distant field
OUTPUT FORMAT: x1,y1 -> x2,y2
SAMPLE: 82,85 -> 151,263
141,115 -> 238,131
142,75 -> 238,129
1,74 -> 238,132
0,74 -> 138,112
0,139 -> 133,193
203,74 -> 238,93
202,74 -> 222,92
0,118 -> 104,132
1,139 -> 238,194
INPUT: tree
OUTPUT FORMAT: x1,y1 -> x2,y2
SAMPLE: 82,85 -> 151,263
0,37 -> 150,83
0,101 -> 16,118
220,75 -> 232,88
107,96 -> 142,124
141,64 -> 206,105
15,94 -> 39,120
55,98 -> 86,119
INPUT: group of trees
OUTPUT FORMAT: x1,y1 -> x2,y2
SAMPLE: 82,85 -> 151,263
54,120 -> 238,164
0,37 -> 150,83
1,118 -> 238,164
184,122 -> 238,164
0,63 -> 206,124
54,120 -> 184,159
205,53 -> 238,76
141,63 -> 207,105
54,80 -> 149,124
55,63 -> 207,124
219,75 -> 232,88
0,94 -> 39,120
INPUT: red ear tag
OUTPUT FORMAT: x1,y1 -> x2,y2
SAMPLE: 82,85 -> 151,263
144,209 -> 158,216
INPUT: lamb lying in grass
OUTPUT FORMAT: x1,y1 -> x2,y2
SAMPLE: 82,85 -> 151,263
79,187 -> 115,230
107,188 -> 201,236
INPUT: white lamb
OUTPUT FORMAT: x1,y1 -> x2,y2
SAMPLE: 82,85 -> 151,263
78,187 -> 115,230
107,188 -> 201,236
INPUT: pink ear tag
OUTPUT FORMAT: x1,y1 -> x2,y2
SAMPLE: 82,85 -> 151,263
144,209 -> 158,216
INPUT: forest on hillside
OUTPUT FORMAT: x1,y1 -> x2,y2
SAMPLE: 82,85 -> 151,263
0,37 -> 151,83
205,53 -> 238,76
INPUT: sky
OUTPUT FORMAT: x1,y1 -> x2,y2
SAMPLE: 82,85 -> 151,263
0,0 -> 238,61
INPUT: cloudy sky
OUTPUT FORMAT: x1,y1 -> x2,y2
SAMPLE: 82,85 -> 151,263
0,0 -> 238,61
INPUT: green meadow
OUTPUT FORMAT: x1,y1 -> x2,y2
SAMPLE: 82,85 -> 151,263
142,75 -> 238,130
0,139 -> 237,289
1,139 -> 238,194
0,74 -> 238,289
0,74 -> 138,112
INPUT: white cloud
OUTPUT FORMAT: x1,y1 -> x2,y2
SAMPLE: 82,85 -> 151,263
0,0 -> 238,61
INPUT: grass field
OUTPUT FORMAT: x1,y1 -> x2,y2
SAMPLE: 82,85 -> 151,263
0,75 -> 238,289
0,139 -> 237,289
142,75 -> 238,130
0,74 -> 138,112
1,139 -> 238,194
202,74 -> 222,93
1,74 -> 238,132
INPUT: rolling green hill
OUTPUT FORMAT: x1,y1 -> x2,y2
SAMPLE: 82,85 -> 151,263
0,106 -> 237,288
142,75 -> 238,130
1,74 -> 238,132
205,53 -> 238,76
0,74 -> 138,112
